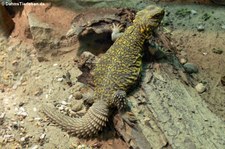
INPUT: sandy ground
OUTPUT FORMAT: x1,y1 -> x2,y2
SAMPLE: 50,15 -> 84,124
0,1 -> 224,149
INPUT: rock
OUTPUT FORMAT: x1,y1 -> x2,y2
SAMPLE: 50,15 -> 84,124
180,58 -> 187,64
71,100 -> 83,112
39,133 -> 46,141
61,101 -> 68,105
56,77 -> 64,82
72,8 -> 135,55
190,10 -> 197,15
183,63 -> 198,74
197,25 -> 205,32
30,145 -> 39,149
221,24 -> 225,30
16,107 -> 28,118
20,135 -> 31,145
0,5 -> 14,37
74,92 -> 83,100
212,48 -> 223,54
34,88 -> 43,96
27,12 -> 60,58
195,83 -> 206,93
78,51 -> 97,70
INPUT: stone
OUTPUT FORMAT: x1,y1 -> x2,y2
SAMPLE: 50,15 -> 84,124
183,63 -> 198,74
212,48 -> 223,54
180,58 -> 187,64
71,100 -> 83,112
78,51 -> 97,70
195,83 -> 206,93
0,5 -> 14,37
74,92 -> 83,100
27,12 -> 62,59
221,24 -> 225,30
190,10 -> 197,15
197,25 -> 205,32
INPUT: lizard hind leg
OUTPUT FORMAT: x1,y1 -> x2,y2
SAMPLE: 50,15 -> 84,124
112,90 -> 138,127
41,100 -> 109,138
112,90 -> 127,110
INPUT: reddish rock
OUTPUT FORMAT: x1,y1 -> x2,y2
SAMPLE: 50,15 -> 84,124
0,5 -> 14,37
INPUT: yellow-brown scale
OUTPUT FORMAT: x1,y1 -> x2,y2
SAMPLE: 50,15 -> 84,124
42,5 -> 164,138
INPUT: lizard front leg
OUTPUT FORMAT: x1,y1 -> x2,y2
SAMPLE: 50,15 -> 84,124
111,23 -> 124,42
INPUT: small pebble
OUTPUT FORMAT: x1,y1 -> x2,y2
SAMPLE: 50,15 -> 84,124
58,105 -> 65,111
16,107 -> 28,118
74,92 -> 83,100
39,133 -> 46,140
180,58 -> 187,64
20,137 -> 26,142
53,63 -> 58,66
71,100 -> 83,112
191,10 -> 197,15
30,145 -> 39,149
221,24 -> 225,30
57,77 -> 64,82
34,89 -> 43,96
202,52 -> 207,55
77,144 -> 87,149
33,107 -> 37,112
197,25 -> 205,32
183,63 -> 198,73
20,135 -> 30,143
34,117 -> 42,121
61,101 -> 68,105
0,112 -> 5,118
68,94 -> 73,100
212,48 -> 223,54
195,83 -> 206,93
12,60 -> 18,66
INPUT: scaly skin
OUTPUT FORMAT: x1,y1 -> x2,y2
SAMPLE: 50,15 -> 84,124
42,5 -> 164,138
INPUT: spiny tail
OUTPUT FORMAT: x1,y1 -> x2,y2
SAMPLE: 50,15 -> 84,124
41,100 -> 109,138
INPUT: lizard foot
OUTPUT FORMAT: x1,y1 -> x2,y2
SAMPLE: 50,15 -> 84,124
120,111 -> 137,128
111,23 -> 124,41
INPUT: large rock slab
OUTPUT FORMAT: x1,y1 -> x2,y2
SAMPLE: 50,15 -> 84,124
27,12 -> 58,60
116,61 -> 225,148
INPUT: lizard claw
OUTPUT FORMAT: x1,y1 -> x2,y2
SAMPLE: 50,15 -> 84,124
111,23 -> 124,41
120,111 -> 137,127
111,23 -> 123,31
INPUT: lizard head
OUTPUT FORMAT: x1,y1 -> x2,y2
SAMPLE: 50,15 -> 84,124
133,5 -> 165,35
